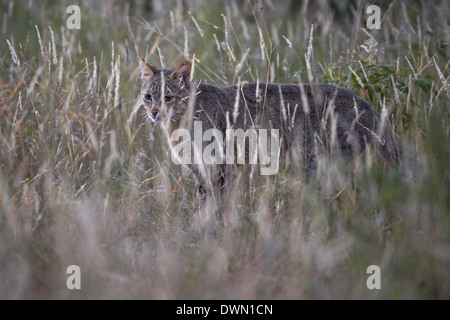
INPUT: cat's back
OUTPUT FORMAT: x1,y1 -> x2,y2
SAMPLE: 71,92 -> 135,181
224,82 -> 354,100
223,82 -> 378,118
198,81 -> 382,132
196,83 -> 231,105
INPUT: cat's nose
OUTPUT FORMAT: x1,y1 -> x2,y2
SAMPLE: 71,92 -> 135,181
150,110 -> 158,117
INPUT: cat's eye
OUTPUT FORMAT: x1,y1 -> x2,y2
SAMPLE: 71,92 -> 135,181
164,95 -> 173,102
144,93 -> 152,101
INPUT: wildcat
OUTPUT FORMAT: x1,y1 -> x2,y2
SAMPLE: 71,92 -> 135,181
138,56 -> 399,197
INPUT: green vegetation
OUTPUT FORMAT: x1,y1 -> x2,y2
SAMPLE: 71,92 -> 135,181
0,0 -> 449,299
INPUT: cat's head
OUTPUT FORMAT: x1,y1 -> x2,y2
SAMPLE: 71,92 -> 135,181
138,55 -> 191,124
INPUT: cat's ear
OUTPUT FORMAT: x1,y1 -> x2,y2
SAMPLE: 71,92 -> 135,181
172,60 -> 191,88
138,54 -> 156,79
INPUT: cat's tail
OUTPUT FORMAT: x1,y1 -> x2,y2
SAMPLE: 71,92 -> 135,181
380,124 -> 419,180
380,124 -> 400,167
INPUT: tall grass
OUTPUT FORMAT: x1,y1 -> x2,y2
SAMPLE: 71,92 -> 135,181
0,0 -> 449,299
